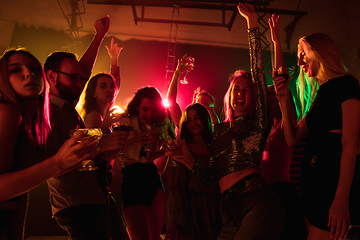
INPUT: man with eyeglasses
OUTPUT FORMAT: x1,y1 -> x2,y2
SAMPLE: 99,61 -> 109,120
43,16 -> 129,240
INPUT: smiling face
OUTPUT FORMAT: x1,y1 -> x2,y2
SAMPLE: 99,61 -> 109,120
93,76 -> 116,105
230,76 -> 253,117
298,41 -> 320,78
187,108 -> 203,136
137,97 -> 158,126
8,53 -> 44,100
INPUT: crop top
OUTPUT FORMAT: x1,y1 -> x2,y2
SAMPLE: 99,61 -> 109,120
306,75 -> 360,134
192,27 -> 272,183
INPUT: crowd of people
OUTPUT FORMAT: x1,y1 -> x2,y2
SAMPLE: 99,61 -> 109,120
0,2 -> 359,240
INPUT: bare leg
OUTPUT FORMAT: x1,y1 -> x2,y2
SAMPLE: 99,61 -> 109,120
123,205 -> 151,240
147,189 -> 164,240
307,225 -> 331,240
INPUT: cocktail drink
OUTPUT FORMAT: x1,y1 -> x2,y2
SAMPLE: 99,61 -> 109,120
165,139 -> 183,167
143,124 -> 157,152
274,66 -> 289,80
180,56 -> 195,84
70,128 -> 103,171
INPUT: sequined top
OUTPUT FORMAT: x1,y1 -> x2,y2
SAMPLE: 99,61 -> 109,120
192,28 -> 272,183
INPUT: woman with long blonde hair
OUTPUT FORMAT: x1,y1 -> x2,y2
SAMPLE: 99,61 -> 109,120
275,32 -> 360,240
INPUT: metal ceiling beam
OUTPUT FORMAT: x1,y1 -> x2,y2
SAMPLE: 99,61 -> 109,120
88,0 -> 306,31
88,0 -> 271,9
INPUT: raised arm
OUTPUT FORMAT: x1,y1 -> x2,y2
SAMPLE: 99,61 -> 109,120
105,37 -> 122,89
79,16 -> 109,79
167,54 -> 188,126
269,14 -> 297,127
269,14 -> 286,72
238,3 -> 270,130
274,76 -> 308,147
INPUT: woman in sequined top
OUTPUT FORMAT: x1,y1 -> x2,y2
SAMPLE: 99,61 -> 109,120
174,3 -> 284,240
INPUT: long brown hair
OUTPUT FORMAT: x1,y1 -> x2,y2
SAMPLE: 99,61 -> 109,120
0,48 -> 51,165
76,73 -> 117,120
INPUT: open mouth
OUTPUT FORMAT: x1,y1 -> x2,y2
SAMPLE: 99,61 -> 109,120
235,99 -> 245,106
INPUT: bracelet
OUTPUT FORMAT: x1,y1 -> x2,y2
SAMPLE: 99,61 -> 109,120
275,93 -> 289,100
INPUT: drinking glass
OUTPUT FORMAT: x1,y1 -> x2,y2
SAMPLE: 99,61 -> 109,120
165,139 -> 183,167
112,122 -> 133,132
142,124 -> 158,152
180,56 -> 195,84
70,128 -> 103,171
274,66 -> 290,80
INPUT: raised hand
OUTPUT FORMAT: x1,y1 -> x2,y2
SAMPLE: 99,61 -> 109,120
269,14 -> 281,44
192,87 -> 201,104
237,2 -> 257,28
105,37 -> 122,60
94,16 -> 110,39
175,54 -> 189,73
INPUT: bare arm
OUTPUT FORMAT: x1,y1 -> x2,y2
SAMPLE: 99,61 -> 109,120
271,14 -> 307,147
269,14 -> 298,128
269,14 -> 286,71
329,98 -> 360,240
167,54 -> 188,126
79,16 -> 109,80
0,104 -> 99,202
275,71 -> 308,146
106,37 -> 122,89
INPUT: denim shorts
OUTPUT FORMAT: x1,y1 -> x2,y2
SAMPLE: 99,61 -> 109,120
217,174 -> 285,240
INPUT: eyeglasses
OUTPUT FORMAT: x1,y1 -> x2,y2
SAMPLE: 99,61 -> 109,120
54,71 -> 87,84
